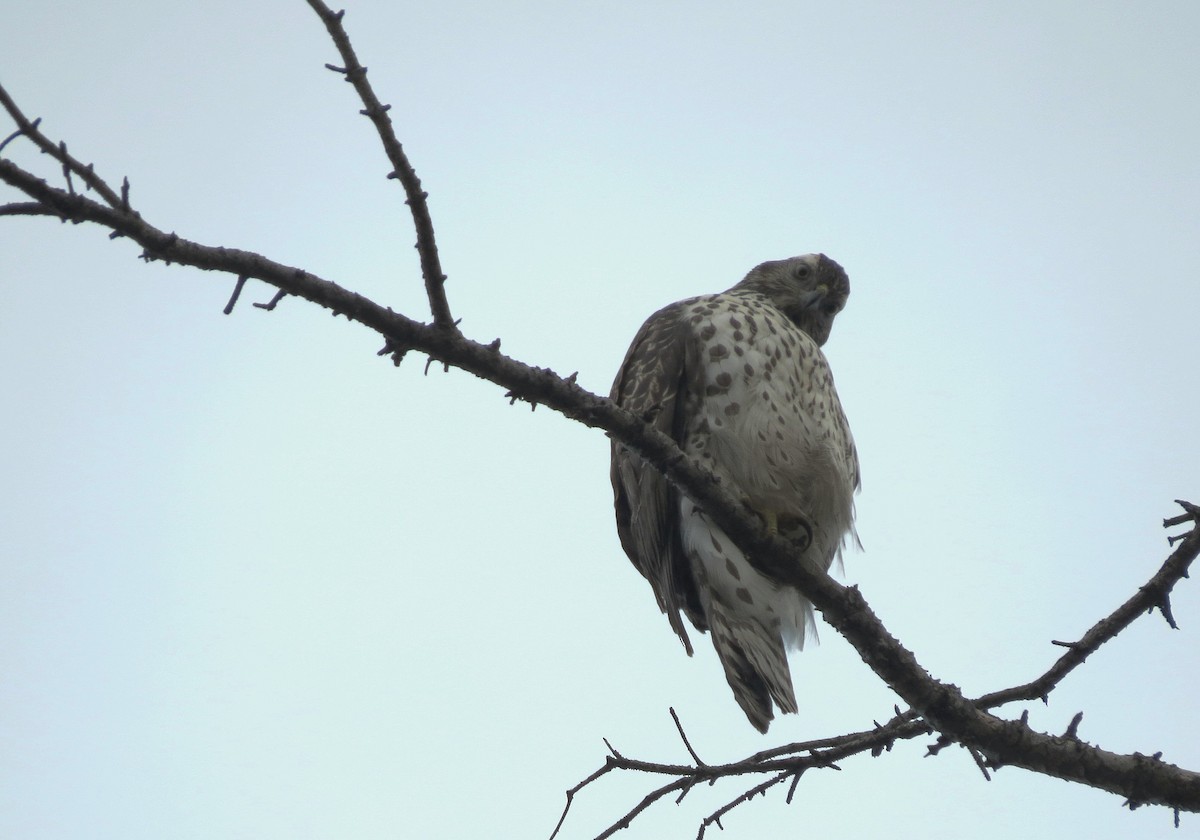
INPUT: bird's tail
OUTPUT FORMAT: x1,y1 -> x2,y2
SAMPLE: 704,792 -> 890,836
707,599 -> 797,733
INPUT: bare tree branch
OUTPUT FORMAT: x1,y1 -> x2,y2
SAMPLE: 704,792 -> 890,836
552,503 -> 1200,835
555,709 -> 917,839
0,85 -> 124,208
697,771 -> 791,839
975,501 -> 1199,709
0,200 -> 58,218
304,0 -> 456,332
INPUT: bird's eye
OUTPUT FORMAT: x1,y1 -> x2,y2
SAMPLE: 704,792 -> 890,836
794,266 -> 810,278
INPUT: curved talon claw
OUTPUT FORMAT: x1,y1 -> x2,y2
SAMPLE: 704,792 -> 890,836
748,506 -> 813,550
792,519 -> 814,551
763,510 -> 779,536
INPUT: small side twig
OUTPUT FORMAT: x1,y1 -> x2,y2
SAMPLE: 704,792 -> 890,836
965,745 -> 993,781
0,86 -> 124,207
0,117 -> 39,154
58,141 -> 74,194
253,289 -> 287,311
223,275 -> 249,315
670,707 -> 706,767
306,0 -> 456,332
548,759 -> 620,840
1064,712 -> 1084,740
696,771 -> 790,840
974,501 -> 1200,710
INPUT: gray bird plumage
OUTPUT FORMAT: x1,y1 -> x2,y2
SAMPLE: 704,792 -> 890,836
610,254 -> 859,732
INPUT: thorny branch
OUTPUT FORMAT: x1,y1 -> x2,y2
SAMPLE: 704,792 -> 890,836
556,502 -> 1200,836
304,0 -> 455,333
2,6 -> 1198,839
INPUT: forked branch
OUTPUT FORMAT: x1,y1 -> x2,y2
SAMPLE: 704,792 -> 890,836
553,501 -> 1200,836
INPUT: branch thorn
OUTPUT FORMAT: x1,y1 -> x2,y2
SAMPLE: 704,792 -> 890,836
1064,711 -> 1084,739
58,142 -> 75,195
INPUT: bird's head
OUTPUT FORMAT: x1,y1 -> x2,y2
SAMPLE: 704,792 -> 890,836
734,254 -> 850,346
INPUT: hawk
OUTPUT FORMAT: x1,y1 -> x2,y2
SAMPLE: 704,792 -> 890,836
610,254 -> 859,733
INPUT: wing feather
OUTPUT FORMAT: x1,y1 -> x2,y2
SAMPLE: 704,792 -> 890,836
610,299 -> 707,654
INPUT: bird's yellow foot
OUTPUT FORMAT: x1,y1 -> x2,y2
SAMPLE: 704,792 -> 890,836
762,510 -> 779,535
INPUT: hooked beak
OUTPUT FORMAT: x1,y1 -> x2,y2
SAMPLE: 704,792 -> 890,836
798,284 -> 829,309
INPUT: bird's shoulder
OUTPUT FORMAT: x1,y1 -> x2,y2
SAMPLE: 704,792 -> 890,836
612,289 -> 806,408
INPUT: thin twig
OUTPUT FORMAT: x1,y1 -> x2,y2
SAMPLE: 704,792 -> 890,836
253,289 -> 287,311
697,771 -> 790,839
592,776 -> 693,840
670,707 -> 706,766
0,119 -> 37,154
0,85 -> 124,207
965,745 -> 993,781
975,508 -> 1200,710
58,141 -> 74,194
223,275 -> 249,315
304,0 -> 456,332
548,759 -> 619,840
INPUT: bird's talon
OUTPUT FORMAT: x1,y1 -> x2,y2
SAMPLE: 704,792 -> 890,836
763,510 -> 779,536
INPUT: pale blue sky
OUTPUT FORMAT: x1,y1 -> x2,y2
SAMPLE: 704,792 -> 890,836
2,2 -> 1199,838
